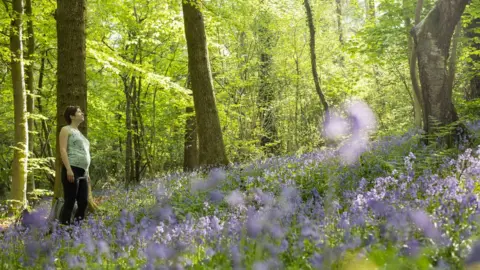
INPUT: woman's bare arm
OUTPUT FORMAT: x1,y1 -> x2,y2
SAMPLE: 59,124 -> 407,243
59,126 -> 74,182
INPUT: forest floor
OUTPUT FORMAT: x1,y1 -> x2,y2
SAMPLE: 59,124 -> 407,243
0,193 -> 110,233
0,196 -> 51,232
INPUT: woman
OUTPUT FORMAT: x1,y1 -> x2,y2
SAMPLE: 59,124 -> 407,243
58,105 -> 91,225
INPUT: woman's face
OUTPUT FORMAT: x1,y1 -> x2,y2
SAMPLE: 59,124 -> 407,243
72,108 -> 84,122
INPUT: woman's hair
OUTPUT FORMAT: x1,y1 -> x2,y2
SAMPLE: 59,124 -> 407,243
64,105 -> 81,124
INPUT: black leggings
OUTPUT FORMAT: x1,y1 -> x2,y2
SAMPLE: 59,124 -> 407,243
59,166 -> 88,225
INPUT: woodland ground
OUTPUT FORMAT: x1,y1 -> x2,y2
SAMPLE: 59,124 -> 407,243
1,126 -> 480,269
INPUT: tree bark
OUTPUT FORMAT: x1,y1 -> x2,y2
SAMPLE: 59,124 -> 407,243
25,0 -> 35,193
447,22 -> 462,94
133,76 -> 141,183
411,0 -> 469,136
366,0 -> 375,21
304,0 -> 329,119
466,15 -> 480,100
407,0 -> 423,128
258,11 -> 278,155
54,0 -> 96,213
183,75 -> 198,171
182,0 -> 229,167
183,104 -> 198,171
123,76 -> 134,186
35,54 -> 55,187
9,0 -> 29,210
335,0 -> 343,45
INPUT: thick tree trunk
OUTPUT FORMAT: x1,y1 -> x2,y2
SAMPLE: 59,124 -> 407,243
25,0 -> 35,193
411,0 -> 469,136
304,0 -> 329,119
9,0 -> 29,210
182,0 -> 229,167
258,12 -> 278,155
54,0 -> 96,213
406,0 -> 423,128
466,16 -> 480,100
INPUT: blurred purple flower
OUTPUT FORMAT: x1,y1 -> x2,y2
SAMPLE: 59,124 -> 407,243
146,243 -> 175,260
339,136 -> 368,165
253,261 -> 269,270
97,240 -> 110,254
466,241 -> 480,265
324,113 -> 349,139
25,241 -> 41,261
208,168 -> 226,186
345,100 -> 377,135
225,190 -> 244,207
400,239 -> 421,257
409,210 -> 442,241
22,209 -> 48,229
246,210 -> 264,238
368,200 -> 388,216
191,169 -> 226,193
310,253 -> 323,268
209,190 -> 224,203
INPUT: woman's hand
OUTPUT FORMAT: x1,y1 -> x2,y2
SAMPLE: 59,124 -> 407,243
67,169 -> 75,183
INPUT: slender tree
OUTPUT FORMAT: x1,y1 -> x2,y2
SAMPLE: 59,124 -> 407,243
25,0 -> 35,193
122,75 -> 134,185
182,0 -> 229,167
365,0 -> 375,21
304,0 -> 329,119
257,7 -> 278,155
406,0 -> 423,128
411,0 -> 470,136
7,0 -> 29,209
35,52 -> 55,186
335,0 -> 343,45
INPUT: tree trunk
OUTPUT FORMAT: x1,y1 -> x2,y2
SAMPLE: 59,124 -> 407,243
54,0 -> 96,213
366,0 -> 375,21
411,0 -> 469,136
237,31 -> 249,143
182,0 -> 229,167
133,77 -> 141,183
335,0 -> 343,45
25,0 -> 35,193
35,54 -> 55,187
304,0 -> 329,119
9,0 -> 29,210
447,22 -> 462,94
258,11 -> 278,155
407,0 -> 423,128
123,76 -> 134,186
183,104 -> 198,171
466,16 -> 480,100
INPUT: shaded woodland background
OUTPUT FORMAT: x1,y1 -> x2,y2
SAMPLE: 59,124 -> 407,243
0,0 -> 478,203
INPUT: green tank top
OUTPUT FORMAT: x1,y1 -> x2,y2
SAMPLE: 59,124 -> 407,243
67,126 -> 91,172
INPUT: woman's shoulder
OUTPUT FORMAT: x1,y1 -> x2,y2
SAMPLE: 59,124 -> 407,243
60,125 -> 73,134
